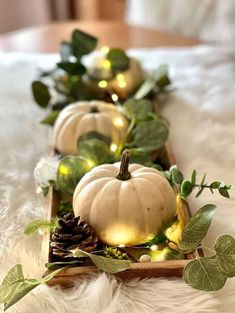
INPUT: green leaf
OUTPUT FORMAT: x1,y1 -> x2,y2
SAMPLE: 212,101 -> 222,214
170,167 -> 184,185
78,131 -> 111,146
57,62 -> 86,75
71,29 -> 98,59
183,256 -> 227,291
210,181 -> 221,189
72,250 -> 131,274
133,119 -> 168,151
134,65 -> 169,99
214,235 -> 235,277
41,111 -> 60,126
0,265 -> 69,311
191,170 -> 196,185
45,261 -> 81,270
123,98 -> 152,121
32,81 -> 51,108
60,41 -> 72,62
107,48 -> 130,72
24,219 -> 58,235
178,204 -> 216,251
127,149 -> 153,166
57,156 -> 92,194
77,138 -> 114,165
180,180 -> 193,199
164,248 -> 184,260
219,187 -> 230,198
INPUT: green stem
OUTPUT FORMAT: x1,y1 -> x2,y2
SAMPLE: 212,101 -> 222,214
116,150 -> 131,181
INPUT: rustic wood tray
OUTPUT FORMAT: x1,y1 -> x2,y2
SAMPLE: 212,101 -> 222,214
41,142 -> 202,286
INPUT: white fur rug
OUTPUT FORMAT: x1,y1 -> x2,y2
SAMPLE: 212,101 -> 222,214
1,46 -> 235,312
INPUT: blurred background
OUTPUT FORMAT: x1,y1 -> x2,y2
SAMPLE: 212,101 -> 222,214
0,0 -> 235,43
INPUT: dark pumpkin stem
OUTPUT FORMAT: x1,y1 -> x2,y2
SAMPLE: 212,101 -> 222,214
90,106 -> 99,113
117,150 -> 131,181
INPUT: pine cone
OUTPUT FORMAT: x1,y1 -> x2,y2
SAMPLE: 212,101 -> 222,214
50,213 -> 98,261
103,247 -> 129,260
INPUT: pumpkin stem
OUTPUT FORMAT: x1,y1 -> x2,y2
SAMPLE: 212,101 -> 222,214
117,150 -> 131,181
90,106 -> 99,113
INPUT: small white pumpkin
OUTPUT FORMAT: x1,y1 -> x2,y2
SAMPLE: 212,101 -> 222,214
73,150 -> 176,246
52,101 -> 128,155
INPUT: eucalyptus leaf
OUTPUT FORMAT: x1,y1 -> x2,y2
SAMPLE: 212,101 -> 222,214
191,170 -> 196,185
77,138 -> 114,165
32,81 -> 51,108
164,248 -> 184,260
180,180 -> 193,199
72,250 -> 131,273
24,219 -> 58,235
215,235 -> 235,277
107,48 -> 130,73
171,167 -> 184,185
41,111 -> 60,126
57,156 -> 92,194
45,261 -> 81,270
78,131 -> 111,146
133,119 -> 168,151
219,187 -> 230,198
178,204 -> 216,251
123,98 -> 152,121
71,29 -> 97,59
128,149 -> 153,166
60,41 -> 72,62
210,181 -> 221,189
183,256 -> 227,291
134,65 -> 169,99
57,62 -> 86,76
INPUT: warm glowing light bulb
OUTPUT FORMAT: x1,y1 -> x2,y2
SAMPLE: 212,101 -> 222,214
101,46 -> 110,54
98,80 -> 108,88
102,59 -> 111,69
150,245 -> 159,251
59,164 -> 69,175
110,143 -> 118,152
119,80 -> 127,88
113,117 -> 125,128
86,160 -> 96,169
111,93 -> 119,102
117,74 -> 125,81
119,244 -> 125,248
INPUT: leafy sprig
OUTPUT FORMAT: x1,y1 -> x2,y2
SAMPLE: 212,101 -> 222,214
166,166 -> 233,199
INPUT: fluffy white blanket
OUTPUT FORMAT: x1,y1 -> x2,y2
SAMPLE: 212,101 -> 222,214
0,46 -> 235,312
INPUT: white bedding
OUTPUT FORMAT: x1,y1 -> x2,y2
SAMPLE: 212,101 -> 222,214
0,46 -> 235,312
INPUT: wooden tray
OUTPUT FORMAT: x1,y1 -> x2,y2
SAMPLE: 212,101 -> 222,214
41,142 -> 203,287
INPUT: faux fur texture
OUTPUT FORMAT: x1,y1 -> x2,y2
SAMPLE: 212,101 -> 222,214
0,47 -> 235,312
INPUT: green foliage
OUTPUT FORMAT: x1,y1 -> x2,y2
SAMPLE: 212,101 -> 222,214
78,131 -> 111,146
40,111 -> 60,126
107,48 -> 130,73
45,260 -> 81,270
32,81 -> 51,108
57,156 -> 93,194
164,248 -> 184,260
128,149 -> 153,166
178,204 -> 216,251
58,200 -> 73,216
183,256 -> 227,291
77,138 -> 115,165
133,119 -> 169,152
170,165 -> 184,185
0,265 -> 64,311
72,249 -> 131,273
123,98 -> 152,121
214,235 -> 235,277
57,62 -> 86,75
180,180 -> 193,199
103,247 -> 129,260
134,65 -> 170,99
71,29 -> 98,59
24,219 -> 58,235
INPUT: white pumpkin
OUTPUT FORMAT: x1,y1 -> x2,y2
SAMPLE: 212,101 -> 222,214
73,150 -> 176,246
52,101 -> 128,155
